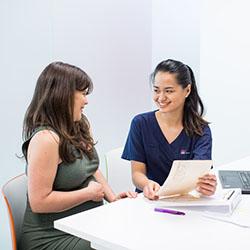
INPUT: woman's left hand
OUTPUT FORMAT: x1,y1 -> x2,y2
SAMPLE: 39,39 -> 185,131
114,191 -> 138,201
196,173 -> 217,196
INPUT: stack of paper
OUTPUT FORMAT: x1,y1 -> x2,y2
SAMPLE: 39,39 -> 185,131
203,197 -> 250,228
155,188 -> 242,214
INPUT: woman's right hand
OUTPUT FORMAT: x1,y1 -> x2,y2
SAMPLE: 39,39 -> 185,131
143,180 -> 161,200
87,181 -> 105,202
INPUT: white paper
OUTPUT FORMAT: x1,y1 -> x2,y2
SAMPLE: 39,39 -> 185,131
203,196 -> 249,228
156,160 -> 213,196
154,188 -> 242,214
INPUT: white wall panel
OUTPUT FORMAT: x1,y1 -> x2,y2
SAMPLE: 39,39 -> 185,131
200,0 -> 250,166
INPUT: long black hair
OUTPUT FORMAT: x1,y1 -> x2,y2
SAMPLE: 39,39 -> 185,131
151,59 -> 208,136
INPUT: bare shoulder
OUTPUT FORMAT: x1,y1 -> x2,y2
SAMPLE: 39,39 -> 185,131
29,129 -> 60,152
27,129 -> 61,166
27,130 -> 61,181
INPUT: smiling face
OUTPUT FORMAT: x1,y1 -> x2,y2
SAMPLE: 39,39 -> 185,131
73,90 -> 88,121
153,71 -> 191,114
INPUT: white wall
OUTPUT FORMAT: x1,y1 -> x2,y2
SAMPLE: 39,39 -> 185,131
152,0 -> 201,79
0,0 -> 152,248
151,0 -> 201,112
200,0 -> 250,166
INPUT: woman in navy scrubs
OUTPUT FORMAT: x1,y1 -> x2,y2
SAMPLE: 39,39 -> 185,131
122,59 -> 217,200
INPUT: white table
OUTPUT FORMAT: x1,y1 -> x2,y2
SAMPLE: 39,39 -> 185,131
54,157 -> 250,250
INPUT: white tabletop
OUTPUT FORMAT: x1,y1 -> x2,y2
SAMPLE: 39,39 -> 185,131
54,157 -> 250,250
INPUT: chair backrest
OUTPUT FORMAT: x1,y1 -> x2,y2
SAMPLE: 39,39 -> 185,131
2,173 -> 27,250
105,147 -> 135,194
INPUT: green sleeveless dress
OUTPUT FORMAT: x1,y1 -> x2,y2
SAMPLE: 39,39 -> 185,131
20,127 -> 103,250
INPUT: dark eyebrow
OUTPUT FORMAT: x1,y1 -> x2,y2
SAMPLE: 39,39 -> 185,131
153,85 -> 174,90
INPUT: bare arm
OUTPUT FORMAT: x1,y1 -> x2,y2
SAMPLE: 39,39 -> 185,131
94,170 -> 116,202
131,160 -> 148,190
27,130 -> 104,213
94,169 -> 137,202
131,160 -> 160,200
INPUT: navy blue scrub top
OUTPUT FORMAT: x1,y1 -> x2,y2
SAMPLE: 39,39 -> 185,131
122,110 -> 212,192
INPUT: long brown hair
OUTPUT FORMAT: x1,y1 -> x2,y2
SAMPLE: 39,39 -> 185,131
151,59 -> 208,137
23,62 -> 95,163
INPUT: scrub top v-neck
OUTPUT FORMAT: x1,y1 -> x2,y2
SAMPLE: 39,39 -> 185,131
122,110 -> 212,191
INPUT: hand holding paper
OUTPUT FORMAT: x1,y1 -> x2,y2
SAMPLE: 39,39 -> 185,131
156,160 -> 213,197
196,173 -> 217,196
143,180 -> 161,200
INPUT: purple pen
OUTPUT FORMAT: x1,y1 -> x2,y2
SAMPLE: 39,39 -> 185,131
154,207 -> 185,215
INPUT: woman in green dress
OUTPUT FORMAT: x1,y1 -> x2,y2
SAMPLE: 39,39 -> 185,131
20,62 -> 137,250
